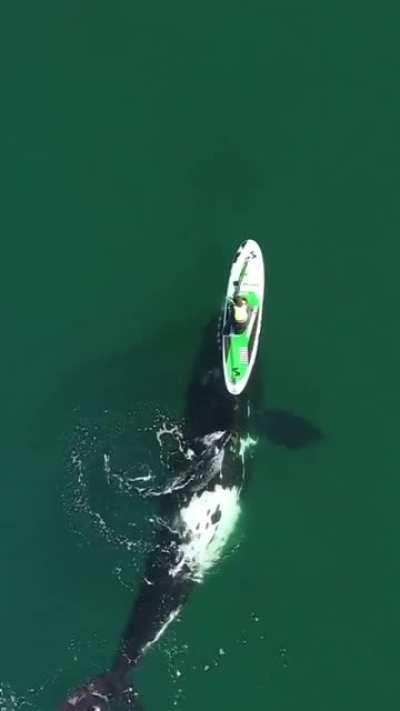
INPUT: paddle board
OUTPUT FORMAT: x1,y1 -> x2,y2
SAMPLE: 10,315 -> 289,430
221,239 -> 265,396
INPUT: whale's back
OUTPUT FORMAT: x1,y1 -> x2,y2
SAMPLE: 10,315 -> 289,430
172,483 -> 241,582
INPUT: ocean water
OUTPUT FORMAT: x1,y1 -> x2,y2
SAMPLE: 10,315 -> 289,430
1,2 -> 400,709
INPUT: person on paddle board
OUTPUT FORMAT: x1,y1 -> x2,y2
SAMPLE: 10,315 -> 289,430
232,294 -> 249,332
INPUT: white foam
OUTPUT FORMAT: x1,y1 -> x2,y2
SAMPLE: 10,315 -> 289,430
156,422 -> 194,460
239,433 -> 258,458
171,484 -> 241,582
103,453 -> 111,481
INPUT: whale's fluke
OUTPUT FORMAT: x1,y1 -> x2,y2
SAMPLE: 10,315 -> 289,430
58,672 -> 141,710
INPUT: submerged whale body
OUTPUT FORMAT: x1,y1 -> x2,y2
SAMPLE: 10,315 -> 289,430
59,433 -> 245,711
58,317 -> 248,710
58,316 -> 322,710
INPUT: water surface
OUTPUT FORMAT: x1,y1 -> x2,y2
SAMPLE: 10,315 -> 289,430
1,2 -> 399,709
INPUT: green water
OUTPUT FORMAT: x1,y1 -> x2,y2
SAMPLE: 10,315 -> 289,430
1,2 -> 400,709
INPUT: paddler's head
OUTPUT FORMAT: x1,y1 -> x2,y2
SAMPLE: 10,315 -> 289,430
233,295 -> 245,307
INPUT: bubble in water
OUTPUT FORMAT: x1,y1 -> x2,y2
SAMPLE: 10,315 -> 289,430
61,404 -> 190,581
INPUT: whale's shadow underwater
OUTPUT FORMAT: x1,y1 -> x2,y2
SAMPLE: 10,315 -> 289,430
57,316 -> 322,710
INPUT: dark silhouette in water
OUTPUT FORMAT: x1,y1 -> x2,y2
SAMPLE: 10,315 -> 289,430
258,408 -> 323,449
57,316 -> 323,710
59,429 -> 241,711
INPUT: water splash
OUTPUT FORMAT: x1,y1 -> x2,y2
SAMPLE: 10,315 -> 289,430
61,405 -> 189,576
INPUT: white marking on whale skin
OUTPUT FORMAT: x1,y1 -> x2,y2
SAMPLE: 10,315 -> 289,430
200,431 -> 226,447
91,691 -> 109,702
67,685 -> 109,708
170,484 -> 241,582
141,606 -> 182,655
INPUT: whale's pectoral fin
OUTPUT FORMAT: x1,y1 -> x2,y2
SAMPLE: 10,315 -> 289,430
257,408 -> 323,449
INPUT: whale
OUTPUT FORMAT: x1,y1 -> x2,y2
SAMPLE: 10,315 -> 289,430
58,316 -> 321,710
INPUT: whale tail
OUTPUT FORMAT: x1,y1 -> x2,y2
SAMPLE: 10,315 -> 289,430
58,672 -> 142,710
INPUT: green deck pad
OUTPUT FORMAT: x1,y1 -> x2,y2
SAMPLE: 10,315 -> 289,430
242,290 -> 259,308
225,333 -> 250,382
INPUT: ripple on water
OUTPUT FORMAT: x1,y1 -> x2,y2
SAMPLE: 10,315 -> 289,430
61,404 -> 190,577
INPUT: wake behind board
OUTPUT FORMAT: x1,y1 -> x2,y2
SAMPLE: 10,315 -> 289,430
222,239 -> 265,396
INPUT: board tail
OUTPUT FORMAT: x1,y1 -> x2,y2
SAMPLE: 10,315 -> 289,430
58,672 -> 142,710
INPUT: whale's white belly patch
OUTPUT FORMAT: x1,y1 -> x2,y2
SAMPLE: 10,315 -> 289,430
170,485 -> 241,582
